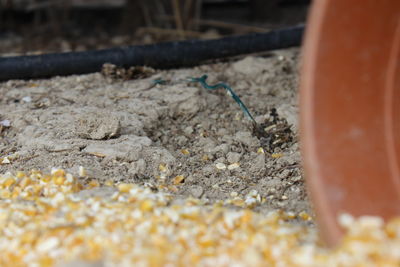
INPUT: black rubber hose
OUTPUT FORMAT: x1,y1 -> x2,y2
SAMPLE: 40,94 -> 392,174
0,25 -> 304,81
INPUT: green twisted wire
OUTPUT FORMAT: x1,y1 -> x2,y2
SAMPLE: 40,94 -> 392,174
189,75 -> 256,124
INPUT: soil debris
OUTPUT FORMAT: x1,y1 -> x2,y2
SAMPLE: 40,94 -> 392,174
101,63 -> 155,82
0,48 -> 308,215
253,108 -> 294,152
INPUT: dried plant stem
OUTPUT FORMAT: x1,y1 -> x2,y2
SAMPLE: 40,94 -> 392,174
171,0 -> 185,39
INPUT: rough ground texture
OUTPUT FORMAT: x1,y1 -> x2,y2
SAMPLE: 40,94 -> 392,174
0,48 -> 310,215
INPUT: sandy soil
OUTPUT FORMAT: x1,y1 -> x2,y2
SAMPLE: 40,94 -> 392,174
0,47 -> 310,215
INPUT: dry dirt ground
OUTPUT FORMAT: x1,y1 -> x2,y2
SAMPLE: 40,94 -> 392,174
0,48 -> 311,216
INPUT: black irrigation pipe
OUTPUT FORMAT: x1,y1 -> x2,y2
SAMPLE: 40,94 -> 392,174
0,25 -> 304,81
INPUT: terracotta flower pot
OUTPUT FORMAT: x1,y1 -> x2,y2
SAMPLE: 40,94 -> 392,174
300,0 -> 400,245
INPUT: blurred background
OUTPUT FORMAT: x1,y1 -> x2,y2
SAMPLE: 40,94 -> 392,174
0,0 -> 309,55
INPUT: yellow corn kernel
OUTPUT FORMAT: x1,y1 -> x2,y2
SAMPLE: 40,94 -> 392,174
385,218 -> 400,238
3,177 -> 15,188
41,175 -> 52,183
271,153 -> 283,158
52,169 -> 66,177
19,177 -> 31,189
158,163 -> 167,172
140,199 -> 154,212
0,189 -> 11,198
28,83 -> 39,87
229,198 -> 244,207
16,171 -> 26,179
33,184 -> 43,195
198,237 -> 214,248
173,175 -> 185,185
105,180 -> 114,187
68,236 -> 84,248
88,180 -> 100,188
180,149 -> 190,155
181,210 -> 200,221
39,256 -> 54,267
22,208 -> 37,217
241,210 -> 253,225
85,240 -> 103,261
202,155 -> 209,161
11,187 -> 21,199
168,185 -> 178,192
71,183 -> 84,192
20,231 -> 36,244
118,183 -> 133,193
53,176 -> 66,186
299,211 -> 311,221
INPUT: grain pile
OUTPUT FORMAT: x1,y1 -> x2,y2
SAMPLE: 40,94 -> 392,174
1,169 -> 399,267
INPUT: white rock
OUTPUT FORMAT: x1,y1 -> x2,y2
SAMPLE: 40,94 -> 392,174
215,162 -> 227,170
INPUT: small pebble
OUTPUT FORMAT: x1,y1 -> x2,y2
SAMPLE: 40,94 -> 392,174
226,152 -> 241,164
202,165 -> 214,175
190,185 -> 204,198
251,154 -> 265,172
22,96 -> 32,103
215,163 -> 227,170
291,176 -> 302,182
79,166 -> 87,177
183,126 -> 194,135
0,120 -> 11,127
212,144 -> 229,155
1,157 -> 10,164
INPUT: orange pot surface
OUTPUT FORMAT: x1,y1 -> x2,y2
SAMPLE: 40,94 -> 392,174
300,0 -> 400,245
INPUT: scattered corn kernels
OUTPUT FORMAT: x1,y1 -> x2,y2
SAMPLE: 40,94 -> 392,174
0,169 -> 399,267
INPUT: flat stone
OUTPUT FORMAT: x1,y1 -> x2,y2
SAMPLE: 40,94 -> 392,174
83,135 -> 152,162
190,185 -> 204,198
226,152 -> 241,164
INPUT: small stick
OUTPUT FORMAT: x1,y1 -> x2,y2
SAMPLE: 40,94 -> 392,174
183,0 -> 193,29
194,0 -> 202,31
140,1 -> 153,27
171,0 -> 185,40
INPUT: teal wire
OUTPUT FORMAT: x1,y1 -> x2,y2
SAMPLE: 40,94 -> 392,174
190,75 -> 256,124
152,78 -> 167,85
